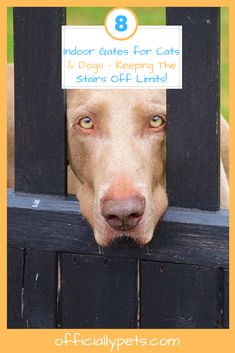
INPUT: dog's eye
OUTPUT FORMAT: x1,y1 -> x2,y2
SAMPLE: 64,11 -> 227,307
150,115 -> 165,129
78,116 -> 94,129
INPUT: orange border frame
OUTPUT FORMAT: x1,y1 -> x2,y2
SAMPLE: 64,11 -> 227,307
0,2 -> 234,353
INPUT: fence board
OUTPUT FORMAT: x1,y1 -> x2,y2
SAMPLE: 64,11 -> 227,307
7,191 -> 228,268
166,8 -> 220,210
223,269 -> 229,328
60,254 -> 137,328
14,8 -> 66,195
7,247 -> 25,328
140,261 -> 221,328
23,249 -> 58,328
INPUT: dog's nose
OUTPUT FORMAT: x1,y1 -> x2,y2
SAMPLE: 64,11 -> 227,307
101,196 -> 145,231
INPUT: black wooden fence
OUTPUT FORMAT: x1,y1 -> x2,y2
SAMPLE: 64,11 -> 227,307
8,7 -> 229,328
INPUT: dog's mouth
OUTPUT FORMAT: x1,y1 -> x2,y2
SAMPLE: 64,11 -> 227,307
89,184 -> 168,247
93,215 -> 154,248
91,193 -> 159,247
94,229 -> 152,248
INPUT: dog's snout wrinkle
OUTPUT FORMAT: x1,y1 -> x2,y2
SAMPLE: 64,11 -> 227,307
101,196 -> 145,231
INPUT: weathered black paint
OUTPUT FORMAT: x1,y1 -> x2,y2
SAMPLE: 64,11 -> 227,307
23,250 -> 58,328
140,262 -> 223,328
7,248 -> 25,328
14,8 -> 66,195
166,8 -> 220,210
8,248 -> 58,328
223,270 -> 229,328
60,254 -> 137,328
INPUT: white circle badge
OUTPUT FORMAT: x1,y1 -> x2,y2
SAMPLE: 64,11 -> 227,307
104,8 -> 138,40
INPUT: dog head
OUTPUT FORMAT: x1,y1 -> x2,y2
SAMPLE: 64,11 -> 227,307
67,89 -> 168,246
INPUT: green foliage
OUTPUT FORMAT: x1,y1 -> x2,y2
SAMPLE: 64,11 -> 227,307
66,7 -> 165,25
7,8 -> 13,63
220,8 -> 229,121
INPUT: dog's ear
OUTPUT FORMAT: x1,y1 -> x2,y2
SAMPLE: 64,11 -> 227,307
64,89 -> 67,118
64,88 -> 67,101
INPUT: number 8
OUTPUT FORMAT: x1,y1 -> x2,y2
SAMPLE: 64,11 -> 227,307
115,15 -> 128,32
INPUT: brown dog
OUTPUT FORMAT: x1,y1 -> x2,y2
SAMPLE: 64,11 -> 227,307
67,89 -> 168,246
8,64 -> 229,247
